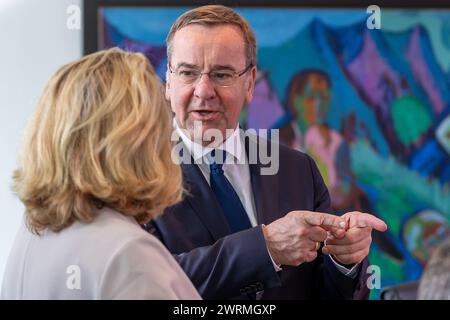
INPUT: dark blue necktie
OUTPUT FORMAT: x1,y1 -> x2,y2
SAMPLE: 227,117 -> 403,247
209,150 -> 252,233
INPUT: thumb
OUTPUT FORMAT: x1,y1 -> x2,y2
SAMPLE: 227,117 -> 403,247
302,212 -> 347,230
326,227 -> 346,239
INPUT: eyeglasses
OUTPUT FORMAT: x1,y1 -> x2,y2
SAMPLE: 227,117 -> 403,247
168,64 -> 253,87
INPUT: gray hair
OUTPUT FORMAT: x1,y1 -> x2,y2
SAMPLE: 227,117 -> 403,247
166,5 -> 257,67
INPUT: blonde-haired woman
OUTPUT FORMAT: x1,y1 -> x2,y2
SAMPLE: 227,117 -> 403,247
1,48 -> 200,299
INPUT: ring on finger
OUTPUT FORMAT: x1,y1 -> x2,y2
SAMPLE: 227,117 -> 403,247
315,242 -> 321,251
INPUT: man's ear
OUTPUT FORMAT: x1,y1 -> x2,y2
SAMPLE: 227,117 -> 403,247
245,66 -> 257,105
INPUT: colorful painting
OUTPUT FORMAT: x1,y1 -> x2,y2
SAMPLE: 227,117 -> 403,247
89,5 -> 450,298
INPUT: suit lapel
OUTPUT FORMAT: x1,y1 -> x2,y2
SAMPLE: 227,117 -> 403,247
246,135 -> 280,225
181,161 -> 231,241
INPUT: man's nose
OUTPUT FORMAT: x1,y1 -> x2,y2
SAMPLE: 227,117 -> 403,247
193,74 -> 216,100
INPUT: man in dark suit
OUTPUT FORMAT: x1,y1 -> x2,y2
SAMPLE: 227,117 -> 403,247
146,4 -> 387,299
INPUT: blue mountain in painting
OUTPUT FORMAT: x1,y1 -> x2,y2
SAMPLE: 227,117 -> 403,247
101,17 -> 167,74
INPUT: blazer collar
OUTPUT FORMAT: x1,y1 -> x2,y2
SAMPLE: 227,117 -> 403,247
245,135 -> 279,226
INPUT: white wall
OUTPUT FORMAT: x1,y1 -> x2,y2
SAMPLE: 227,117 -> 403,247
0,0 -> 82,288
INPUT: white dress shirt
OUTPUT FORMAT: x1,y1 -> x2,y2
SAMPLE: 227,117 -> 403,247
176,123 -> 258,227
175,122 -> 359,277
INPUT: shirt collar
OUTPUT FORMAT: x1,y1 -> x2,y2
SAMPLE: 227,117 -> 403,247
174,119 -> 244,164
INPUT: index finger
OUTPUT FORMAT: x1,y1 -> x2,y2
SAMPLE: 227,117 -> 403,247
303,212 -> 347,230
352,213 -> 387,232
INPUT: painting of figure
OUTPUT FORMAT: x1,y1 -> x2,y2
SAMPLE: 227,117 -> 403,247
89,5 -> 450,298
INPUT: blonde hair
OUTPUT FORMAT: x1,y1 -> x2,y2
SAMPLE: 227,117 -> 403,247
13,47 -> 182,233
166,5 -> 257,67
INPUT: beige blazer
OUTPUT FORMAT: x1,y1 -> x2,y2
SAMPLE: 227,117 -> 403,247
1,207 -> 200,300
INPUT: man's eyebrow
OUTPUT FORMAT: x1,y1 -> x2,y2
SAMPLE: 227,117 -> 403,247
211,64 -> 235,71
175,62 -> 198,69
174,63 -> 237,71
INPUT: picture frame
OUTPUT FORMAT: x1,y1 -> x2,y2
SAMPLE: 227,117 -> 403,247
83,0 -> 450,299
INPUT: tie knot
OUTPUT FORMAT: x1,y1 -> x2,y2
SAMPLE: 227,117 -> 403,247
209,149 -> 226,175
210,162 -> 224,174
